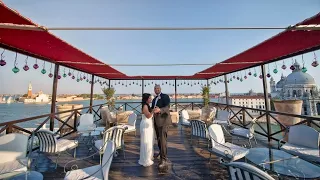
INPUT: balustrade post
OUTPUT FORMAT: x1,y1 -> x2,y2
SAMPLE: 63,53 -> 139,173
192,102 -> 194,110
6,125 -> 12,134
242,108 -> 246,126
50,64 -> 59,131
125,103 -> 127,111
261,64 -> 272,142
175,79 -> 177,112
89,75 -> 94,113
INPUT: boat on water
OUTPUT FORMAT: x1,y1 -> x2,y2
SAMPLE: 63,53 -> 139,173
6,96 -> 13,104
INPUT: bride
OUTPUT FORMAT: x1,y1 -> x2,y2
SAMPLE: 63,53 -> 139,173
138,93 -> 155,167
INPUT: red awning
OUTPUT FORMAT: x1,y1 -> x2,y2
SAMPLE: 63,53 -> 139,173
0,2 -> 125,79
196,13 -> 320,79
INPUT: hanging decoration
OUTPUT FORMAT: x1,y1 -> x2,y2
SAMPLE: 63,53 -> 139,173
68,69 -> 72,76
244,70 -> 247,79
48,63 -> 53,78
248,69 -> 252,76
72,70 -> 75,79
266,64 -> 271,78
86,74 -> 89,82
23,56 -> 29,71
12,53 -> 20,73
301,54 -> 307,73
41,61 -> 46,74
253,68 -> 257,77
33,58 -> 39,69
290,58 -> 295,71
76,72 -> 80,82
312,52 -> 319,67
0,49 -> 6,66
281,60 -> 286,70
273,62 -> 278,74
63,68 -> 67,78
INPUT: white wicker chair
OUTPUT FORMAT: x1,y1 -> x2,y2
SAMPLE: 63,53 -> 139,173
36,130 -> 78,168
64,140 -> 115,180
226,162 -> 275,180
279,124 -> 320,163
190,120 -> 209,146
94,126 -> 126,164
0,133 -> 30,179
230,118 -> 258,148
121,113 -> 137,136
208,124 -> 249,163
213,110 -> 231,126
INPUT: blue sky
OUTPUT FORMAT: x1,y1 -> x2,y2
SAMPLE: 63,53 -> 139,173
0,0 -> 319,95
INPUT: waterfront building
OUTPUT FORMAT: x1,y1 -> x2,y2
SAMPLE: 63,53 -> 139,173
270,61 -> 320,116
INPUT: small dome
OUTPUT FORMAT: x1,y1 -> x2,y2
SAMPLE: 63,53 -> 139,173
276,74 -> 286,88
285,61 -> 315,85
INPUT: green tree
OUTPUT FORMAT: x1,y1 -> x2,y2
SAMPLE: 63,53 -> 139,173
201,86 -> 210,108
102,87 -> 116,110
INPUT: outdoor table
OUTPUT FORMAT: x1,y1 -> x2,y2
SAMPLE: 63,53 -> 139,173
245,148 -> 320,179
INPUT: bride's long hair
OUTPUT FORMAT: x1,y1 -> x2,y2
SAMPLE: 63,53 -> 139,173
142,93 -> 151,111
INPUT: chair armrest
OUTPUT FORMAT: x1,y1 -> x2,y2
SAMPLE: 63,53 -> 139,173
208,133 -> 232,152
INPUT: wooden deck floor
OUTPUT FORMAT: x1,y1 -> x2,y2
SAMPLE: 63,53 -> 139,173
31,120 -> 273,180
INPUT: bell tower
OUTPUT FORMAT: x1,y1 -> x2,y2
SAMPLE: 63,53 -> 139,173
27,82 -> 32,98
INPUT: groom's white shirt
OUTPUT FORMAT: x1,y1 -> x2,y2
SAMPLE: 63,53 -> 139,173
154,93 -> 161,108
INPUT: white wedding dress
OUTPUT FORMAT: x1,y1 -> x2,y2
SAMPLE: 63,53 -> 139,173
138,114 -> 155,167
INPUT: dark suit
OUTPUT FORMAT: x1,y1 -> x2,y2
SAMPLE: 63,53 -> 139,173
151,93 -> 172,162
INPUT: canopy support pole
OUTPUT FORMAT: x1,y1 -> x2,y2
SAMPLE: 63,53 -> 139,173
50,64 -> 59,131
142,80 -> 145,96
89,75 -> 94,113
175,79 -> 177,112
108,79 -> 111,88
261,65 -> 272,142
224,75 -> 229,106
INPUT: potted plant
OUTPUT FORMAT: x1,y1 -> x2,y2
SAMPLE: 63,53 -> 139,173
200,85 -> 213,123
102,87 -> 116,111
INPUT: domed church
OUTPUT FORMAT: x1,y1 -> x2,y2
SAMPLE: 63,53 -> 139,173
270,61 -> 320,116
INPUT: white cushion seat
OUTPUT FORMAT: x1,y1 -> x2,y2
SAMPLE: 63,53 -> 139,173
230,128 -> 252,138
57,139 -> 78,152
65,165 -> 103,180
0,158 -> 28,175
94,140 -> 103,150
214,119 -> 229,125
210,142 -> 249,161
281,143 -> 320,163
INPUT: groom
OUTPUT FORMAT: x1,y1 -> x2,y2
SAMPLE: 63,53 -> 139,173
151,84 -> 172,169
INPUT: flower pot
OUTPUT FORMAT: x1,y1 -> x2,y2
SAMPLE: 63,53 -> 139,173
273,100 -> 303,126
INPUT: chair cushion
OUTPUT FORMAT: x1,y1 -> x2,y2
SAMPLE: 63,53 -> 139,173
57,139 -> 78,152
0,158 -> 27,175
231,128 -> 252,138
211,142 -> 248,161
64,165 -> 103,180
181,119 -> 191,126
281,143 -> 320,163
214,119 -> 229,125
94,140 -> 103,150
123,125 -> 135,133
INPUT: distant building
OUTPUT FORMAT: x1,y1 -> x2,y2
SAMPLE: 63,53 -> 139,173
230,94 -> 269,115
270,61 -> 320,116
27,82 -> 32,98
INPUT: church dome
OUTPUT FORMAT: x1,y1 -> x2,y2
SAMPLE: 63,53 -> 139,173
284,61 -> 316,85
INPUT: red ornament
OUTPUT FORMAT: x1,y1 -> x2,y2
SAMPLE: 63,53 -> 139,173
72,75 -> 75,79
23,65 -> 29,71
0,59 -> 6,66
290,65 -> 295,71
48,73 -> 53,78
33,64 -> 39,69
244,76 -> 247,79
266,73 -> 271,78
281,64 -> 286,70
248,72 -> 252,76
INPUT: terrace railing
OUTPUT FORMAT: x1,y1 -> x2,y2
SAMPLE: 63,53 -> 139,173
1,101 -> 319,143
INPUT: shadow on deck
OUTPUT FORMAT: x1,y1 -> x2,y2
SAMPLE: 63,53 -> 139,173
31,120 -> 273,180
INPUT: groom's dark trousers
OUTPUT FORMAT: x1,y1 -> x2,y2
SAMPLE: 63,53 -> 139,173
151,93 -> 172,163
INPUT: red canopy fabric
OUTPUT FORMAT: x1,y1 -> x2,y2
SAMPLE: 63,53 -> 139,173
196,13 -> 320,79
1,2 -> 319,80
0,2 -> 125,79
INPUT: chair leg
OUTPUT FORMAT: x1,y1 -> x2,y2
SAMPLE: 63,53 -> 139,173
55,153 -> 61,169
123,145 -> 126,159
253,136 -> 257,144
73,148 -> 77,158
100,153 -> 102,165
248,139 -> 252,148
